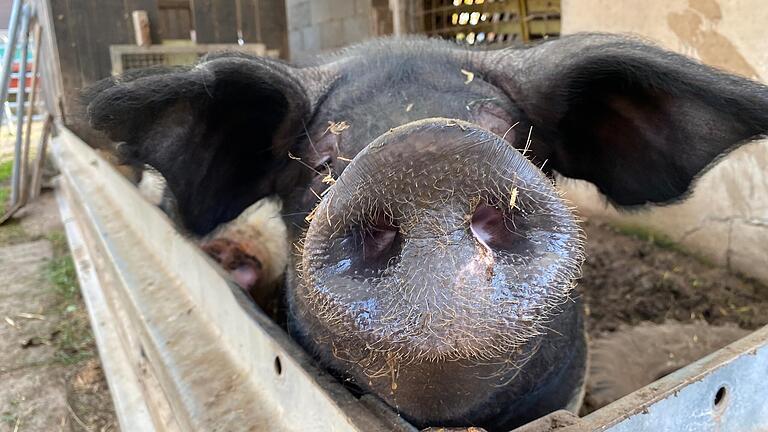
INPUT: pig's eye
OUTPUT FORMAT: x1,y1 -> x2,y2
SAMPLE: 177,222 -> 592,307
470,205 -> 530,253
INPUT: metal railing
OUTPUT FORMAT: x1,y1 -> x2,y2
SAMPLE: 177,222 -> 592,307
417,0 -> 561,45
0,0 -> 53,224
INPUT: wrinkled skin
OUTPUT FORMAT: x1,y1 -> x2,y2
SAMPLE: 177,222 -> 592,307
84,34 -> 768,430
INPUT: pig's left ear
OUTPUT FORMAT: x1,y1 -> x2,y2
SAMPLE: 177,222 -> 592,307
85,56 -> 312,236
489,33 -> 768,205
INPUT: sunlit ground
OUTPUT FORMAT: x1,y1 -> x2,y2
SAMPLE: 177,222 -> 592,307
0,119 -> 43,164
0,120 -> 43,214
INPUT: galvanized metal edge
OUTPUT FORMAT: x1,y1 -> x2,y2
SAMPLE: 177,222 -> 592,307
55,183 -> 159,432
51,125 -> 402,431
581,324 -> 768,431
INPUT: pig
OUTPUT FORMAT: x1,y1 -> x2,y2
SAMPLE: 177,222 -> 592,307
200,197 -> 289,311
83,34 -> 768,430
138,168 -> 287,310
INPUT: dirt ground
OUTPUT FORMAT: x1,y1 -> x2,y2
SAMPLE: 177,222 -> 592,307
580,218 -> 768,334
578,217 -> 768,413
1,139 -> 117,431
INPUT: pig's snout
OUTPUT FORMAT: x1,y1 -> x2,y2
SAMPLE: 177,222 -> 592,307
290,119 -> 587,429
202,238 -> 263,289
201,198 -> 289,310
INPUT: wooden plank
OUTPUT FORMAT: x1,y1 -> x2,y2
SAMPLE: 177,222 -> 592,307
50,0 -> 89,132
45,0 -> 135,144
109,43 -> 270,74
159,0 -> 189,7
165,9 -> 182,39
157,7 -> 169,39
527,0 -> 560,14
132,10 -> 152,46
84,0 -> 131,85
110,43 -> 267,55
256,0 -> 288,58
192,0 -> 238,43
159,3 -> 194,40
126,0 -> 163,43
239,0 -> 260,42
168,8 -> 181,39
177,7 -> 192,39
42,0 -> 282,138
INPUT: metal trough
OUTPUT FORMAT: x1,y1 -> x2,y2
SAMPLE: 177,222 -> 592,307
51,125 -> 768,431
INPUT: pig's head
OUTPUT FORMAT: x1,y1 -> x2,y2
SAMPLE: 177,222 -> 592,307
85,34 -> 768,430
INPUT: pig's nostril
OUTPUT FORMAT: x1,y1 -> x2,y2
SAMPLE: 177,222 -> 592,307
471,205 -> 505,250
341,214 -> 402,273
361,225 -> 398,261
470,204 -> 527,252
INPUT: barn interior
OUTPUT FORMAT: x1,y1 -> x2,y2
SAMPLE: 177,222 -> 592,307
0,1 -> 767,431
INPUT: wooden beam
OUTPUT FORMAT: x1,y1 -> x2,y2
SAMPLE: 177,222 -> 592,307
132,10 -> 152,46
518,0 -> 529,42
192,0 -> 238,43
126,0 -> 163,43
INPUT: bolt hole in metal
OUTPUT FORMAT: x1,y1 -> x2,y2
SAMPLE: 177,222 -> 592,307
713,386 -> 728,412
274,356 -> 283,376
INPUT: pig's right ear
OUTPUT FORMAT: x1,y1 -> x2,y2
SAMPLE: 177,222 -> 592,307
84,57 -> 311,236
488,33 -> 768,207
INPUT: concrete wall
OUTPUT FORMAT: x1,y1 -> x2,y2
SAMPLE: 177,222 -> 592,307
560,0 -> 768,283
286,0 -> 375,61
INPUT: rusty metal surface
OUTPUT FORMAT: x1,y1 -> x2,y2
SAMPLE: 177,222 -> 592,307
51,126 -> 405,431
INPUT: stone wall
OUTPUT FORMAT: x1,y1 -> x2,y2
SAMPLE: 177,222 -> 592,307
560,0 -> 768,283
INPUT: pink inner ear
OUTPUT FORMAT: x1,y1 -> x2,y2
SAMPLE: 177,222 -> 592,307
232,265 -> 260,289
